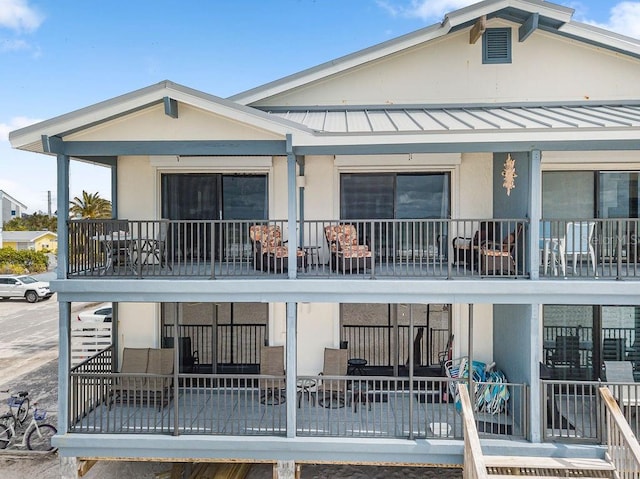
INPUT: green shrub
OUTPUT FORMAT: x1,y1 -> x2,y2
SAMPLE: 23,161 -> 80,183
0,248 -> 48,273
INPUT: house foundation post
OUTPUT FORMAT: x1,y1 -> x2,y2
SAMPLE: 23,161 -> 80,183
274,460 -> 298,479
59,456 -> 77,479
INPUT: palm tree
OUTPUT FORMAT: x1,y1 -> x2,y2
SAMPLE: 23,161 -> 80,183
69,191 -> 112,219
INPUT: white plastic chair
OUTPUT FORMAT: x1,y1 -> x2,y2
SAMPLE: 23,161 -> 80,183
558,221 -> 596,276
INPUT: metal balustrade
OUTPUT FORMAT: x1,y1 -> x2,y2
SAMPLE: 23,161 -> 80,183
68,350 -> 528,440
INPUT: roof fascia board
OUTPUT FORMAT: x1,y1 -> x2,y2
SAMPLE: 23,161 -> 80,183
45,139 -> 288,157
10,81 -> 314,152
556,21 -> 640,58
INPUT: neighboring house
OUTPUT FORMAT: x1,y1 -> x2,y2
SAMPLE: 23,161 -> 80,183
1,230 -> 58,252
8,1 -> 640,477
0,190 -> 27,248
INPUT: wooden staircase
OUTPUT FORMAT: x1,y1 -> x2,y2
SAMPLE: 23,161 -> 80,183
457,384 -> 632,479
484,455 -> 615,478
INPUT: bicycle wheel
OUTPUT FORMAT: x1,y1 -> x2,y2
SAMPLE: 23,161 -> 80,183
27,424 -> 57,451
0,414 -> 15,437
0,424 -> 9,449
17,398 -> 29,423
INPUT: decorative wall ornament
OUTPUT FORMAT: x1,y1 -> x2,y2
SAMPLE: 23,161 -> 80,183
501,153 -> 517,196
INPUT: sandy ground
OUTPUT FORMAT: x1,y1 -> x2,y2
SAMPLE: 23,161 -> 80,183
0,358 -> 463,478
0,455 -> 463,479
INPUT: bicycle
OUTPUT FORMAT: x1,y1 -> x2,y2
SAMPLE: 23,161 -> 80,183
0,400 -> 57,451
0,389 -> 30,432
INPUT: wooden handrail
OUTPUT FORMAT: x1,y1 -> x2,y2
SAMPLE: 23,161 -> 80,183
459,384 -> 489,479
599,386 -> 640,476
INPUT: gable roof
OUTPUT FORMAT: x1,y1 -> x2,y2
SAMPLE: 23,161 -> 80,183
9,81 -> 314,154
229,0 -> 640,106
0,190 -> 27,210
2,231 -> 57,243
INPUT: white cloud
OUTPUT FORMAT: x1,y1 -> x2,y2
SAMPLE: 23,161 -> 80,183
599,2 -> 640,39
0,116 -> 41,141
377,0 -> 477,22
0,0 -> 43,33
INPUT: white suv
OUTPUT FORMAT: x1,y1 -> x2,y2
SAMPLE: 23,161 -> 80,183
0,275 -> 53,303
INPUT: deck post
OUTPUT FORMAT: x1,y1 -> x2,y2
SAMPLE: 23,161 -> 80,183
274,460 -> 297,479
56,153 -> 70,279
59,455 -> 78,479
286,134 -> 298,279
529,149 -> 542,279
58,301 -> 71,435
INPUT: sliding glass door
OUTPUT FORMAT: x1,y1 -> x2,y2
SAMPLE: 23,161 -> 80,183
340,172 -> 450,259
161,174 -> 267,260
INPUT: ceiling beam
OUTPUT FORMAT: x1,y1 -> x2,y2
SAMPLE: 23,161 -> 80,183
519,13 -> 539,42
469,15 -> 486,44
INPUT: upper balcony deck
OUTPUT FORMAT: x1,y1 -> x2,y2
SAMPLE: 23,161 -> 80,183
66,218 -> 640,281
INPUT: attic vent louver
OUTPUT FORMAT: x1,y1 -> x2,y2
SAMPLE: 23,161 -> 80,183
483,28 -> 511,64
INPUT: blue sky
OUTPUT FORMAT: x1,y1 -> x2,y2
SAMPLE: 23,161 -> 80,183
1,0 -> 639,214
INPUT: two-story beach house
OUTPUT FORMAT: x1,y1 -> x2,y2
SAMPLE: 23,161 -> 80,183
9,0 -> 640,477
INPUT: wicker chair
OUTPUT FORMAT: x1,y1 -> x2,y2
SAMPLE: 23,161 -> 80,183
324,224 -> 372,273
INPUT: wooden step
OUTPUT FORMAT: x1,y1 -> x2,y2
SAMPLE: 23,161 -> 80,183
484,456 -> 614,470
485,456 -> 614,478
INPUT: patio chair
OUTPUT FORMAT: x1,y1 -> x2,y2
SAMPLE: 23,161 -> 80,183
136,219 -> 171,270
477,223 -> 522,275
546,335 -> 581,370
249,225 -> 307,273
558,221 -> 596,276
604,361 -> 638,412
145,348 -> 175,410
324,224 -> 372,273
317,347 -> 348,408
259,345 -> 286,405
162,336 -> 199,373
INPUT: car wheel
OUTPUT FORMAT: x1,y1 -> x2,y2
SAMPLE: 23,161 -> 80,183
25,291 -> 39,303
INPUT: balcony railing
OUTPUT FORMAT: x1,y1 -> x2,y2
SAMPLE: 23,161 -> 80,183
542,380 -> 640,442
68,349 -> 527,440
66,218 -> 639,280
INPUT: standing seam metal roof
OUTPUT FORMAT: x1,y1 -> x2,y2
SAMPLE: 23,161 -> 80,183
263,104 -> 640,134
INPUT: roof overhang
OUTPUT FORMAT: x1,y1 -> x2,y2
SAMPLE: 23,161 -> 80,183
9,81 -> 314,156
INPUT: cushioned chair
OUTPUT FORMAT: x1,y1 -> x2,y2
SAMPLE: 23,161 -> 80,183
259,345 -> 286,405
249,225 -> 307,273
602,338 -> 626,362
477,223 -> 522,275
324,224 -> 372,273
317,348 -> 348,408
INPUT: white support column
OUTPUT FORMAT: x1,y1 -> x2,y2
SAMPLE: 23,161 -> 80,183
56,154 -> 70,279
59,455 -> 78,479
286,134 -> 298,279
274,460 -> 297,479
529,149 -> 542,280
285,302 -> 297,438
111,160 -> 118,218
